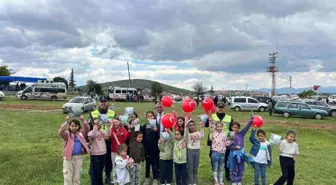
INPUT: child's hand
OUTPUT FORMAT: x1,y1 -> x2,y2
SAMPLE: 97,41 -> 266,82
165,128 -> 170,133
235,145 -> 241,150
65,116 -> 70,122
79,115 -> 84,121
158,138 -> 164,144
200,122 -> 205,128
153,127 -> 158,132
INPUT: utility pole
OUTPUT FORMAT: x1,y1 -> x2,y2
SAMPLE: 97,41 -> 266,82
267,52 -> 279,97
127,61 -> 131,88
245,84 -> 248,96
289,76 -> 292,88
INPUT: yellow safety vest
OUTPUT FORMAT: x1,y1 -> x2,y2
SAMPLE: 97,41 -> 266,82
91,109 -> 115,131
211,114 -> 232,133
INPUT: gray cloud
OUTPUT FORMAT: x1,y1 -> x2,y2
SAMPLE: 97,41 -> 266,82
0,0 -> 336,78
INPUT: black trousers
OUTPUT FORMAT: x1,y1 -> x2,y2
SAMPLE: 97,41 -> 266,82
159,159 -> 173,184
145,154 -> 159,179
209,147 -> 230,179
274,156 -> 295,185
175,162 -> 188,185
89,154 -> 106,185
104,140 -> 112,178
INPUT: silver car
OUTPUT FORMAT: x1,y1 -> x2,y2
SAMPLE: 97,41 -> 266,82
230,96 -> 268,112
62,97 -> 96,114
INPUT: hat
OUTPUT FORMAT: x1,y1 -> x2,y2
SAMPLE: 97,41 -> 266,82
99,96 -> 108,102
217,102 -> 225,107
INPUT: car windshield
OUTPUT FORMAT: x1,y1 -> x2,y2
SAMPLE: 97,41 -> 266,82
69,98 -> 84,103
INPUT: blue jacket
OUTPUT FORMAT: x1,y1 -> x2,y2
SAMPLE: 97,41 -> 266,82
249,129 -> 272,166
227,148 -> 254,171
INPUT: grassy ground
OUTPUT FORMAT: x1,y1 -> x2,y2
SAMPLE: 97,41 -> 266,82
0,100 -> 336,185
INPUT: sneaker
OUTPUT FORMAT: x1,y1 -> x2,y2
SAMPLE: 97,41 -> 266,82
152,179 -> 158,185
143,178 -> 150,185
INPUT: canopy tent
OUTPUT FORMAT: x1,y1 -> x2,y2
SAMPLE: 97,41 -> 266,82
0,76 -> 48,83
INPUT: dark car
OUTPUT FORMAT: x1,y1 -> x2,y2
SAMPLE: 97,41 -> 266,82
305,100 -> 336,117
253,96 -> 277,108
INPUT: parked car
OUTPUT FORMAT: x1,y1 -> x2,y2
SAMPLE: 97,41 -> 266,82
328,95 -> 336,104
305,100 -> 336,117
0,91 -> 5,100
253,96 -> 277,108
274,102 -> 328,119
229,96 -> 268,112
62,97 -> 96,114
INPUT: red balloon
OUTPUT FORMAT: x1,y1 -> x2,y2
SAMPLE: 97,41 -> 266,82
182,99 -> 197,113
202,97 -> 214,110
203,105 -> 216,114
252,115 -> 264,128
161,113 -> 176,128
161,96 -> 173,107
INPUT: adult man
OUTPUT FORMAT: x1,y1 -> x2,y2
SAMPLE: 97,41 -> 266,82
155,102 -> 165,133
88,96 -> 116,185
202,102 -> 233,182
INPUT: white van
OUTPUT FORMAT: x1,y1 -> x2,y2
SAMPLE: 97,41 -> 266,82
17,81 -> 67,101
328,95 -> 336,104
108,86 -> 138,101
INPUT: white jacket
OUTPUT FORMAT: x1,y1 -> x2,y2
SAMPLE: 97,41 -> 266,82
115,155 -> 131,185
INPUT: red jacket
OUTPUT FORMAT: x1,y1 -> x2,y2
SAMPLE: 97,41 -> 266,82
110,126 -> 130,152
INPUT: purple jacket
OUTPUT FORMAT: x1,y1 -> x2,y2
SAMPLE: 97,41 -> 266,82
229,119 -> 253,150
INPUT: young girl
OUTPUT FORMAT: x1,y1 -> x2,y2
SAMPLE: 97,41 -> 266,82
59,116 -> 89,185
88,118 -> 109,185
115,144 -> 133,185
141,111 -> 160,185
249,129 -> 272,185
129,128 -> 145,185
228,118 -> 253,185
273,130 -> 299,185
173,130 -> 188,185
210,122 -> 233,185
158,128 -> 174,185
125,112 -> 140,150
110,117 -> 130,183
174,116 -> 185,132
185,118 -> 204,185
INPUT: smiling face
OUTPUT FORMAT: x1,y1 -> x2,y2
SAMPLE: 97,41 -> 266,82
146,112 -> 155,120
136,133 -> 143,143
257,132 -> 265,142
215,122 -> 223,132
188,121 -> 196,133
69,122 -> 80,133
130,114 -> 137,121
99,100 -> 108,109
232,124 -> 240,133
286,133 -> 296,143
175,131 -> 182,141
177,118 -> 184,127
156,103 -> 163,114
112,119 -> 120,128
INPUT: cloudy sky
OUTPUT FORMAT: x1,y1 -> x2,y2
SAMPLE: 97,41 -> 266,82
1,0 -> 336,90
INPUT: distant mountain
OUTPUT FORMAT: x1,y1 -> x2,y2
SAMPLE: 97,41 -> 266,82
254,86 -> 336,94
80,79 -> 193,95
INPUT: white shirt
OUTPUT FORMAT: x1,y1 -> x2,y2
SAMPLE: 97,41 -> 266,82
115,155 -> 131,185
157,112 -> 164,132
279,139 -> 299,158
253,142 -> 268,164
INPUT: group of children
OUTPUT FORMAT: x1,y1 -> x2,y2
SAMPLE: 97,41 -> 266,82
59,106 -> 299,185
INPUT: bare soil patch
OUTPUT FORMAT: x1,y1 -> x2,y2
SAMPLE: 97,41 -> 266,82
235,119 -> 336,130
0,104 -> 60,112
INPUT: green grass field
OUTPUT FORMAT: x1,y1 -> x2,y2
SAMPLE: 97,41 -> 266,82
0,98 -> 336,185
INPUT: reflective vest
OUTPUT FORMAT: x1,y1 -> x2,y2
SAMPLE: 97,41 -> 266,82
91,109 -> 115,131
211,114 -> 232,133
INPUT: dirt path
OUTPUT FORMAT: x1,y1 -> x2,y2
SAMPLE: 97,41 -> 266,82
0,104 -> 60,112
235,119 -> 336,130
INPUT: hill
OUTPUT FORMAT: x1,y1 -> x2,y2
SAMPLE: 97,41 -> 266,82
254,86 -> 336,94
80,79 -> 193,95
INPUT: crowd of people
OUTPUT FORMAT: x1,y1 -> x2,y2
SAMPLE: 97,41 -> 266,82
59,96 -> 299,185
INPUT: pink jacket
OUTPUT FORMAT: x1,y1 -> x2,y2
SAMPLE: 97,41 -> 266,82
88,127 -> 108,156
58,121 -> 90,160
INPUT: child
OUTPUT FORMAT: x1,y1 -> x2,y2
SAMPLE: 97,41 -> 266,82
227,118 -> 253,185
125,112 -> 140,150
115,144 -> 133,185
173,130 -> 188,185
185,118 -> 205,185
141,111 -> 160,185
110,117 -> 131,183
59,116 -> 90,185
174,116 -> 185,132
129,128 -> 145,185
210,122 -> 233,185
88,118 -> 109,185
158,128 -> 174,185
273,130 -> 299,185
249,129 -> 272,185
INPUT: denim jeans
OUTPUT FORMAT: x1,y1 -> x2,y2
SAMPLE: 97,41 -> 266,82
254,162 -> 267,185
211,151 -> 225,173
174,162 -> 188,185
89,155 -> 106,185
